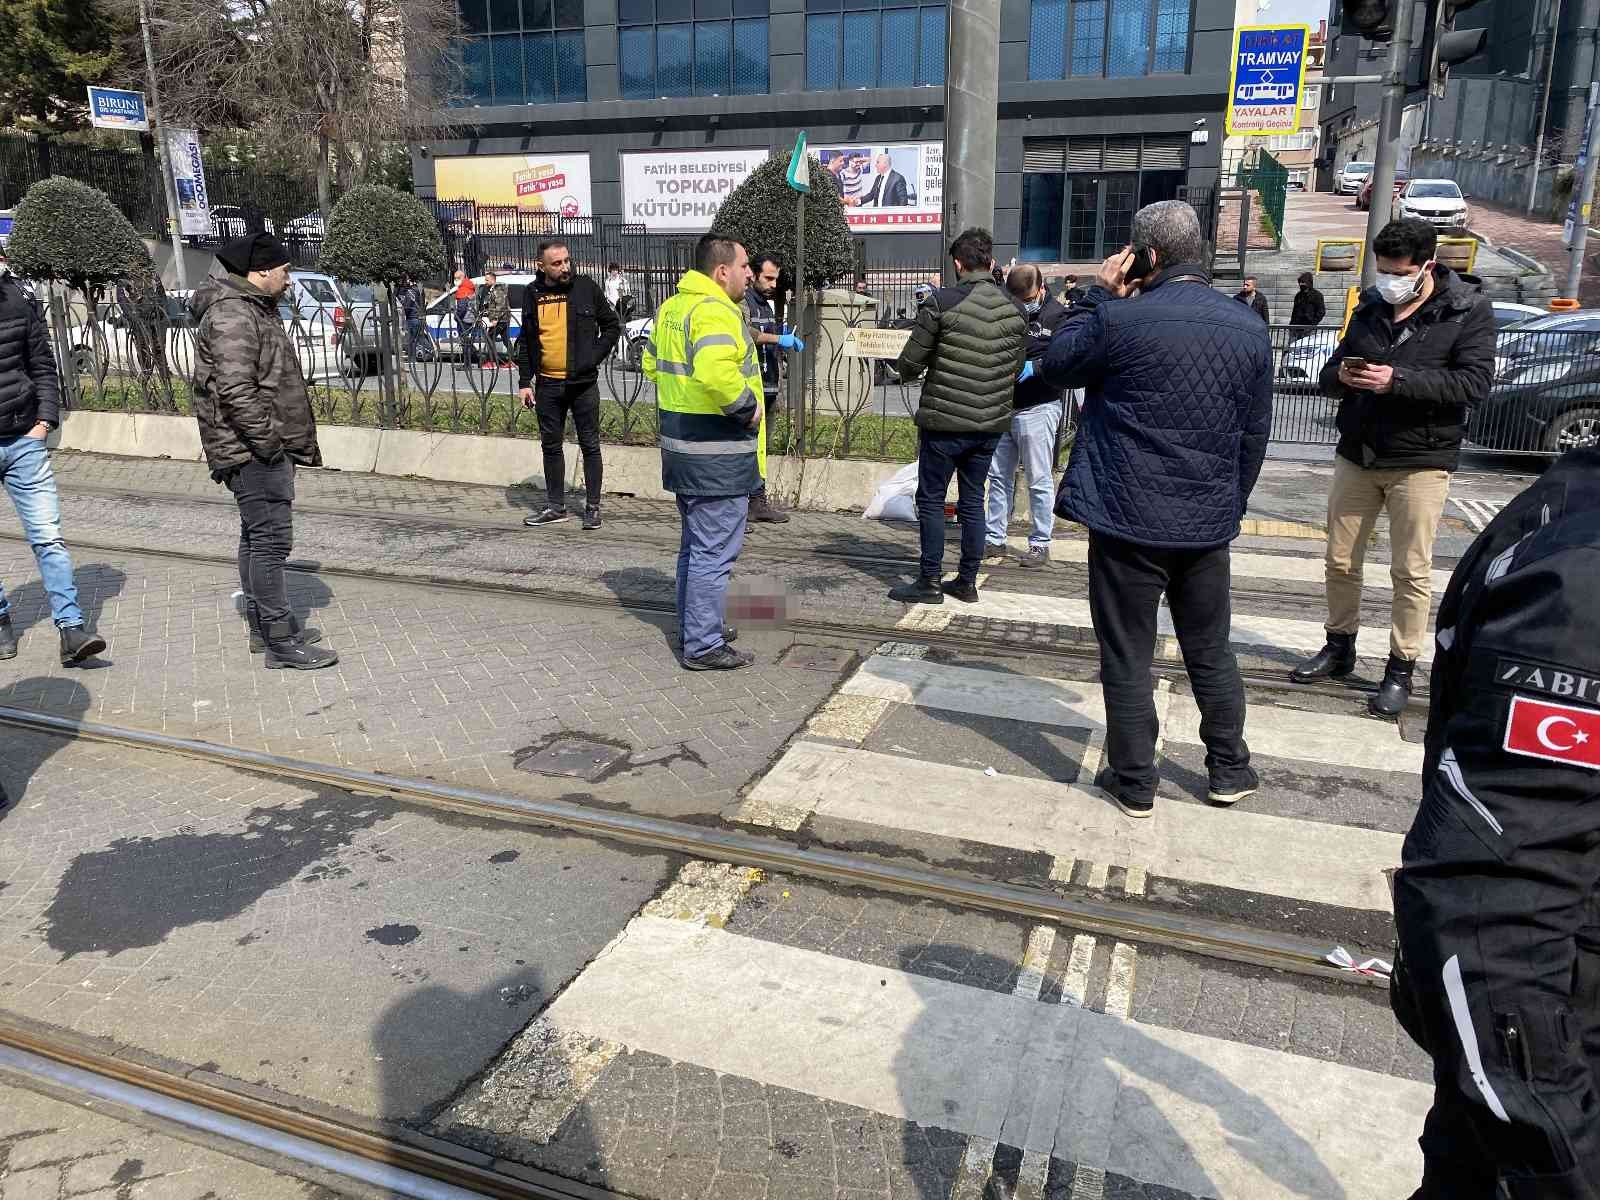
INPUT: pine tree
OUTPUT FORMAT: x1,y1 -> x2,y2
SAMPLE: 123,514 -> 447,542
0,0 -> 132,131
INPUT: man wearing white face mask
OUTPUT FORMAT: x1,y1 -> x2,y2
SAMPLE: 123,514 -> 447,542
1293,218 -> 1495,717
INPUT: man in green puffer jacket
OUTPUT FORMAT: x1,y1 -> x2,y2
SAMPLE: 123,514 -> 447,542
889,227 -> 1027,605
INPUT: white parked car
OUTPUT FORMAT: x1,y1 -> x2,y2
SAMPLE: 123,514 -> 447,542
1392,179 -> 1470,231
1336,161 -> 1373,196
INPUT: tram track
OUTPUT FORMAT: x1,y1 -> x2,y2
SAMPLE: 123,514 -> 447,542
0,1013 -> 611,1199
0,514 -> 1429,708
0,701 -> 1388,990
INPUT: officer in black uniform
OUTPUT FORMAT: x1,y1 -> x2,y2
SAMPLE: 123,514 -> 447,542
1392,444 -> 1600,1198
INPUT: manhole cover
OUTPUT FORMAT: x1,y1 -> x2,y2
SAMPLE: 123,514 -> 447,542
782,645 -> 856,673
516,739 -> 628,781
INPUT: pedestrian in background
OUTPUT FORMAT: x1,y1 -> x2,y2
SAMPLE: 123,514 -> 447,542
1233,275 -> 1270,323
516,240 -> 620,531
0,252 -> 106,668
1292,217 -> 1495,716
1290,271 -> 1326,339
397,277 -> 426,360
1062,274 -> 1087,307
1041,200 -> 1272,818
604,262 -> 633,324
983,264 -> 1067,569
1390,443 -> 1600,1198
644,234 -> 764,671
743,252 -> 803,525
190,233 -> 334,670
476,269 -> 512,368
888,227 -> 1026,606
451,269 -> 476,363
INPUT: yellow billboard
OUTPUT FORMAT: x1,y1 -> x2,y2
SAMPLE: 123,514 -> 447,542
433,153 -> 594,216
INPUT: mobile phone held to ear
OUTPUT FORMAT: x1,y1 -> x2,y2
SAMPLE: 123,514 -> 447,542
1127,244 -> 1155,281
1343,356 -> 1369,372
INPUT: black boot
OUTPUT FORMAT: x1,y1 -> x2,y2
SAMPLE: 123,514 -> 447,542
889,577 -> 943,604
1369,654 -> 1416,717
262,620 -> 339,670
0,615 -> 15,661
59,625 -> 107,666
247,602 -> 322,654
1290,631 -> 1357,683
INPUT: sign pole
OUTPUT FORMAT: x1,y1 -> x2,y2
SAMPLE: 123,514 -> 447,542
137,0 -> 188,291
1360,0 -> 1415,290
785,133 -> 810,457
1564,81 -> 1600,301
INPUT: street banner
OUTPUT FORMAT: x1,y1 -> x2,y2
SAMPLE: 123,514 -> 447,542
814,142 -> 943,232
1226,25 -> 1309,136
87,87 -> 149,132
165,128 -> 212,237
620,148 -> 769,232
433,153 -> 594,217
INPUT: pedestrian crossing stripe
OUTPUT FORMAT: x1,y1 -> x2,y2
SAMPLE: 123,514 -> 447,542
840,656 -> 1425,774
1451,496 -> 1503,534
541,915 -> 1431,1197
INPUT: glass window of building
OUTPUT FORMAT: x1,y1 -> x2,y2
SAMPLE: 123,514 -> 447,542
805,0 -> 946,91
1019,135 -> 1192,262
620,1 -> 770,98
455,0 -> 587,104
1029,0 -> 1191,80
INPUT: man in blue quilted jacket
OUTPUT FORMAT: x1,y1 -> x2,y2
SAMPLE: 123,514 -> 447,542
1041,201 -> 1274,819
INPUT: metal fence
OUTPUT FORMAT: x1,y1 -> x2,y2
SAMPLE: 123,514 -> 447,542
36,276 -> 1595,465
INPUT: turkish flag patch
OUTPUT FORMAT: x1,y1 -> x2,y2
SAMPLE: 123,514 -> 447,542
1503,696 -> 1600,770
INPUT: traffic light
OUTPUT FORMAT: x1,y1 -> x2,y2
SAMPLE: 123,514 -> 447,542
1416,0 -> 1490,97
1341,0 -> 1396,41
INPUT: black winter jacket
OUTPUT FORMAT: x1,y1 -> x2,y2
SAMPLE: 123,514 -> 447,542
894,272 -> 1026,435
190,276 -> 322,480
1319,264 -> 1495,472
0,276 -> 61,436
516,274 -> 620,389
1042,265 -> 1274,549
1290,286 -> 1327,330
1015,294 -> 1070,411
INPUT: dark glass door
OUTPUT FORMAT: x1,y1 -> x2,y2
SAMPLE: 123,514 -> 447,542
1102,173 -> 1138,254
1066,176 -> 1103,260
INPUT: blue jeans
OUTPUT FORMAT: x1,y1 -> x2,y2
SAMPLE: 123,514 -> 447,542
916,431 -> 1000,584
676,495 -> 748,658
984,402 -> 1063,549
0,435 -> 83,628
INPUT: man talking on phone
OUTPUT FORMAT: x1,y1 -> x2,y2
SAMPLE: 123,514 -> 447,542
1291,218 -> 1495,717
1040,201 -> 1272,818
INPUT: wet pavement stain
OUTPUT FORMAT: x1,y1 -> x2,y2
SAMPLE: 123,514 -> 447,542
510,729 -> 708,784
40,793 -> 399,958
489,850 -> 520,864
366,923 -> 422,946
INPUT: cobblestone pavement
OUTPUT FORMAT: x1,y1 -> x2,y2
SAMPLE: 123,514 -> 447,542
0,1075 -> 356,1198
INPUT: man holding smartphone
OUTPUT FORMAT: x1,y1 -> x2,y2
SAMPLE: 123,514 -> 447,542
1291,218 -> 1495,717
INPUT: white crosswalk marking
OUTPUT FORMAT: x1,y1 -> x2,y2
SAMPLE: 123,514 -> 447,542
1452,496 -> 1502,534
741,741 -> 1402,911
545,917 -> 1430,1198
841,656 -> 1423,774
1009,536 -> 1450,592
890,587 -> 1431,663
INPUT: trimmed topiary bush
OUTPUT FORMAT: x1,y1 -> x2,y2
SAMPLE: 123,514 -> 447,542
318,183 -> 447,285
7,177 -> 151,291
711,154 -> 854,289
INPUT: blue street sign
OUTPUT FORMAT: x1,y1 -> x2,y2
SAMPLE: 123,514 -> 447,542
1226,25 -> 1309,137
87,87 -> 149,132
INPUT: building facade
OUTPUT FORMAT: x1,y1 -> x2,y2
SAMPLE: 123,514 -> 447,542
413,0 -> 1236,266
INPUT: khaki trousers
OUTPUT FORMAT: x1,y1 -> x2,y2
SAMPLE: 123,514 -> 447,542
1324,456 -> 1451,662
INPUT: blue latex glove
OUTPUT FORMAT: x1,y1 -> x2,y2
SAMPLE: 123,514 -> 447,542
1017,360 -> 1036,383
778,330 -> 805,352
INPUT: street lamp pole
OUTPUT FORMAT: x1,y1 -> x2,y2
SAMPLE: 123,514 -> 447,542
136,0 -> 189,291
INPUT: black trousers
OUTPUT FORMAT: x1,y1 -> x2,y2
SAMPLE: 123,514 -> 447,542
534,378 -> 602,510
1086,532 -> 1251,800
916,430 -> 1001,583
225,459 -> 295,629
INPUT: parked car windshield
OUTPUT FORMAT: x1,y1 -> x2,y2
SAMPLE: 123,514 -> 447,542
1345,163 -> 1373,175
1409,182 -> 1462,199
297,277 -> 340,305
348,284 -> 376,304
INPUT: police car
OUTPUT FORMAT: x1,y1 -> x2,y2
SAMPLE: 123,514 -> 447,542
417,273 -> 536,362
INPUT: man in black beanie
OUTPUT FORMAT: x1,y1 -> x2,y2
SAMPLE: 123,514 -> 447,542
190,233 -> 337,669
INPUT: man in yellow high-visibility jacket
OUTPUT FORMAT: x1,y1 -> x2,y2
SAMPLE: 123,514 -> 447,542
643,233 -> 764,671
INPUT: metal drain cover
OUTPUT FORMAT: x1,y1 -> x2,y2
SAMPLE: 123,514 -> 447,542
516,739 -> 628,781
782,645 -> 856,672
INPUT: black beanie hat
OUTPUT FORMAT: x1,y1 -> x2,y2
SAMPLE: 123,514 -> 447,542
217,232 -> 292,276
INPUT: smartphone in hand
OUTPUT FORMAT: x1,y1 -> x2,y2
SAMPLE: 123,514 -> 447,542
1343,356 -> 1369,372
